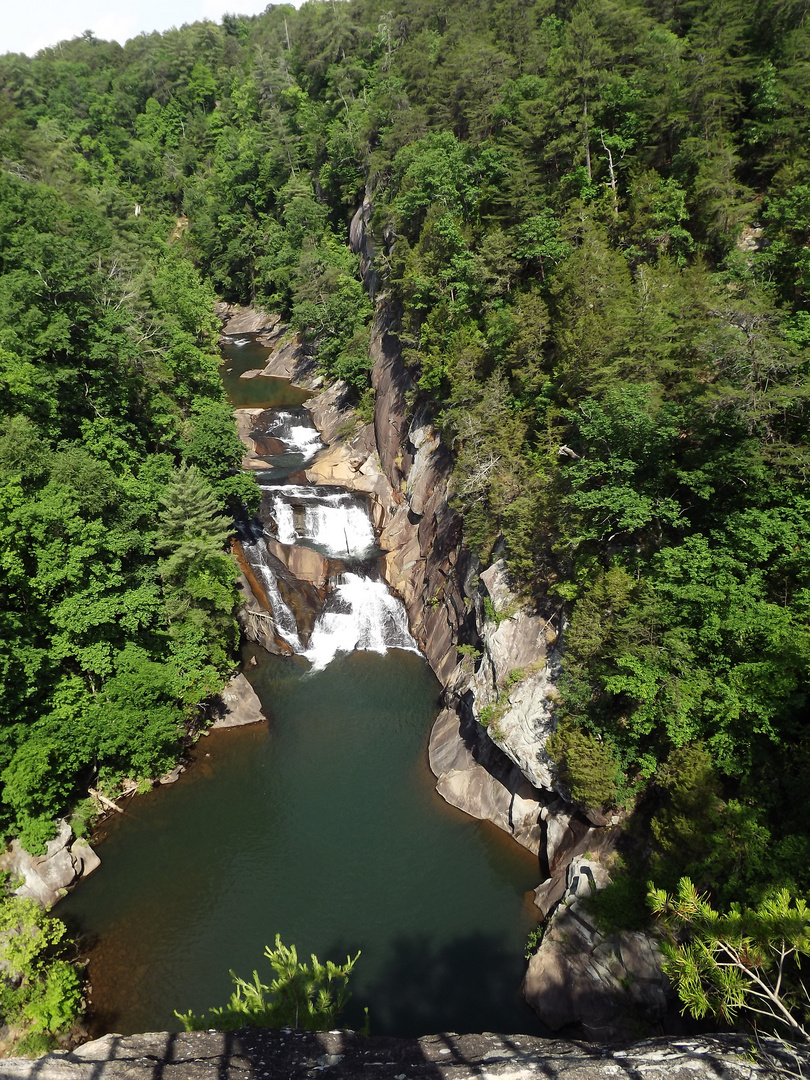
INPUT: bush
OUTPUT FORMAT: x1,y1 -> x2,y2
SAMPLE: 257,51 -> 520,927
176,936 -> 360,1032
547,720 -> 622,810
0,896 -> 84,1053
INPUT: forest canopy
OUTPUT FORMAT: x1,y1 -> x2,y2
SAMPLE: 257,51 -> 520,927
0,0 -> 809,911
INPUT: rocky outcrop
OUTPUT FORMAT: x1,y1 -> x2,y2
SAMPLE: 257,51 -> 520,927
466,561 -> 562,792
234,408 -> 272,470
524,857 -> 669,1042
350,193 -> 377,296
217,302 -> 282,339
5,1029 -> 800,1079
210,673 -> 267,730
428,704 -> 545,854
0,820 -> 100,909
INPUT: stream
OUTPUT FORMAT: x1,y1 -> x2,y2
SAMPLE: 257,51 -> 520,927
59,337 -> 544,1038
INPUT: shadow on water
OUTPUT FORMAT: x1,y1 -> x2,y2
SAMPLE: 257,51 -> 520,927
337,931 -> 547,1039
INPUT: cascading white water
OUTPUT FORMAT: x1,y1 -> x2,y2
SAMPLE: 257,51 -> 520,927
241,536 -> 302,651
304,573 -> 419,672
259,409 -> 323,463
241,405 -> 418,670
266,488 -> 375,558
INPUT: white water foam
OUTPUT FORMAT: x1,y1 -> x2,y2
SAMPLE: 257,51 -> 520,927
304,573 -> 419,672
241,537 -> 302,651
261,410 -> 323,463
268,491 -> 375,558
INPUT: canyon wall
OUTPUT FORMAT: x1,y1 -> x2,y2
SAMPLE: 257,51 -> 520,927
220,204 -> 666,1037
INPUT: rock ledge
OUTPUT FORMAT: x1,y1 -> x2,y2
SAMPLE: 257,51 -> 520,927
2,1029 -> 797,1079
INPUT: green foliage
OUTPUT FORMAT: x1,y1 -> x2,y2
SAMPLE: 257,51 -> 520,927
650,879 -> 810,1043
176,936 -> 359,1032
2,0 -> 810,923
0,164 -> 242,844
585,867 -> 651,936
524,924 -> 544,959
0,896 -> 83,1053
547,720 -> 622,810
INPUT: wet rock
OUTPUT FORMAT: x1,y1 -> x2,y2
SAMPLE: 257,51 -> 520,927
233,407 -> 271,470
4,1028 -> 797,1079
0,820 -> 100,909
211,673 -> 266,730
232,544 -> 294,656
158,764 -> 186,784
264,538 -> 328,589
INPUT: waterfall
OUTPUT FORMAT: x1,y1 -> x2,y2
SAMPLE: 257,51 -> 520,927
304,573 -> 419,672
265,487 -> 376,558
240,533 -> 303,652
258,409 -> 322,463
240,407 -> 417,670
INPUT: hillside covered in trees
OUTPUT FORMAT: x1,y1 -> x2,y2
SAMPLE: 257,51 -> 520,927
1,0 -> 809,933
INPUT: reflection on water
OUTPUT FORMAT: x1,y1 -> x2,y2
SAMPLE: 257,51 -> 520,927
60,649 -> 543,1038
219,337 -> 312,410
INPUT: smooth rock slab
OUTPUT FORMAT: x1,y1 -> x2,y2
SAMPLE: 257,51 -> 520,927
1,1029 -> 798,1079
210,673 -> 266,729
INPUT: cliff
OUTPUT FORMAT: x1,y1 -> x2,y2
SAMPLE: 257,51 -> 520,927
221,206 -> 660,1038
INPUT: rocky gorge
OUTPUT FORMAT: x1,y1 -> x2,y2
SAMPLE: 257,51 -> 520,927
215,197 -> 670,1042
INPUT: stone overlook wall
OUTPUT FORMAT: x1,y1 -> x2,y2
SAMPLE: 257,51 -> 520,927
3,1029 -> 799,1079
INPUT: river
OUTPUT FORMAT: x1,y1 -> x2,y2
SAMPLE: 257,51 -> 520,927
59,337 -> 544,1039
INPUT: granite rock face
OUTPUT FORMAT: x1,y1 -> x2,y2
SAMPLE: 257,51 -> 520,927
0,820 -> 100,909
428,705 -> 545,855
210,673 -> 267,730
3,1029 -> 798,1079
524,858 -> 669,1041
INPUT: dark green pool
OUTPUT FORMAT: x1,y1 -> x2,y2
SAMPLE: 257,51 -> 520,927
61,646 -> 543,1038
219,338 -> 311,409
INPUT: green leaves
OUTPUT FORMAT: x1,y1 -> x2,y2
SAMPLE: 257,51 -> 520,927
177,936 -> 360,1032
650,879 -> 810,1042
0,896 -> 83,1051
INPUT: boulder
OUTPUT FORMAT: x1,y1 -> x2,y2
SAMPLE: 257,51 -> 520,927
524,857 -> 669,1041
256,336 -> 319,387
211,673 -> 266,729
0,820 -> 100,909
264,538 -> 328,589
217,302 -> 280,337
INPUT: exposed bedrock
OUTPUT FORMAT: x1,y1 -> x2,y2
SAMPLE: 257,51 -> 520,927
4,1028 -> 794,1080
0,820 -> 100,909
524,856 -> 669,1043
